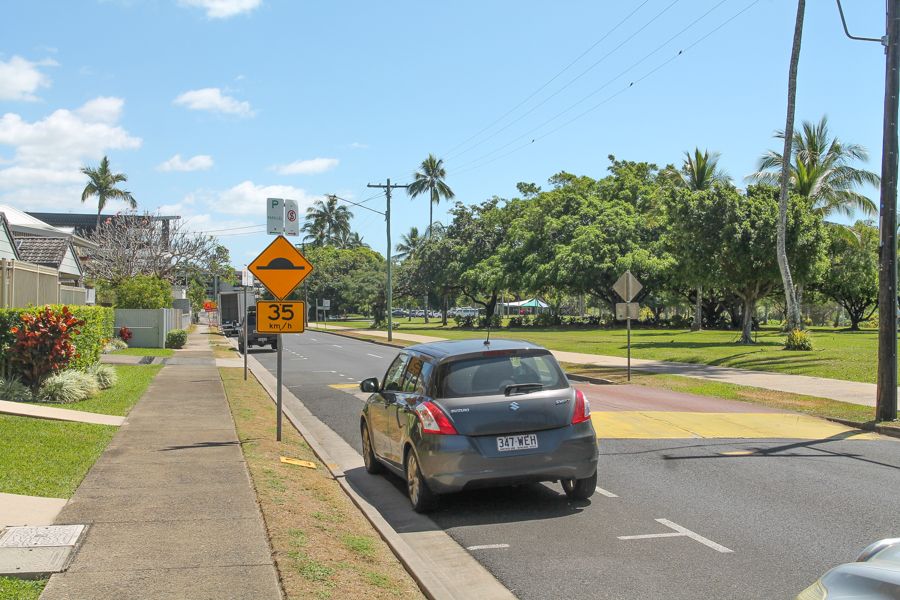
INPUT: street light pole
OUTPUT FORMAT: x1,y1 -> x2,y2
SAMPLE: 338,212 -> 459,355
367,178 -> 409,342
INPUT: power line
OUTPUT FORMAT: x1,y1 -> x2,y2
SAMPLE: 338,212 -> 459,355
329,193 -> 385,216
453,0 -> 761,175
441,0 -> 653,158
450,0 -> 730,172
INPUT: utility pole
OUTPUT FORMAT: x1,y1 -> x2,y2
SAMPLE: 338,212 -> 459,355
367,178 -> 409,342
840,0 -> 900,420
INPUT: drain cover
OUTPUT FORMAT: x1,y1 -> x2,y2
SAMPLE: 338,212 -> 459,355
0,525 -> 85,548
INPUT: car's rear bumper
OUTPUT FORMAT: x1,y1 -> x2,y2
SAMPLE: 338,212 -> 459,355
413,422 -> 598,494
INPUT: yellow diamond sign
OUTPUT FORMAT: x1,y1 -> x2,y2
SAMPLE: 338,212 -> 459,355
248,236 -> 314,300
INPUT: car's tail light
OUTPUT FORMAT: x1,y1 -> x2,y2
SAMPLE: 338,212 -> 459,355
572,390 -> 591,424
415,401 -> 458,435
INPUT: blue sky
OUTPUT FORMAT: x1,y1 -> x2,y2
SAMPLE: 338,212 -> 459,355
0,0 -> 889,267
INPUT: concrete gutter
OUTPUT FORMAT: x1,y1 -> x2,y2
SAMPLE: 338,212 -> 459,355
228,339 -> 515,600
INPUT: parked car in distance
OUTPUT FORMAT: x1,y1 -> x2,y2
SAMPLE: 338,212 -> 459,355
221,320 -> 240,337
358,339 -> 599,512
796,538 -> 900,599
238,307 -> 278,352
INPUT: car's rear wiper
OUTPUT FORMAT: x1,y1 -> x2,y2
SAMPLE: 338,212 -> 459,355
504,383 -> 543,396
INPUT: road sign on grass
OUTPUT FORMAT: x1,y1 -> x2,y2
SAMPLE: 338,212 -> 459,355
256,301 -> 305,333
613,270 -> 642,302
248,235 -> 314,300
616,302 -> 640,320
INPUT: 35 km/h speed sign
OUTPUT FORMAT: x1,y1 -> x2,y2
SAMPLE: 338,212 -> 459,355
256,301 -> 305,334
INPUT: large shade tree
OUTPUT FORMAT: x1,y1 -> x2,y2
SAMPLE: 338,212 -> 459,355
80,156 -> 136,226
816,220 -> 879,330
408,154 -> 454,232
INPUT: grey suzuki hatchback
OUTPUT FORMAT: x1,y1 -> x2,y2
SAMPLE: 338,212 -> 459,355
359,339 -> 599,512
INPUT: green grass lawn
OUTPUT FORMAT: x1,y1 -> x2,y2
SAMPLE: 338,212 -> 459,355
0,576 -> 46,600
22,365 -> 162,416
111,347 -> 174,357
0,414 -> 116,498
344,323 -> 887,384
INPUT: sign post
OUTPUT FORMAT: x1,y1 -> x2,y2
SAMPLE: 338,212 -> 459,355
267,198 -> 284,234
613,271 -> 643,382
248,234 -> 315,441
284,199 -> 299,237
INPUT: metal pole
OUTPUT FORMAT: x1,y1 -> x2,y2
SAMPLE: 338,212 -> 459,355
243,286 -> 248,380
877,0 -> 900,421
626,276 -> 632,382
276,334 -> 283,441
386,179 -> 393,341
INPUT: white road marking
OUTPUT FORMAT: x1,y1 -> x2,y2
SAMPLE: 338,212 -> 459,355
595,486 -> 618,498
655,519 -> 733,553
309,338 -> 318,342
618,519 -> 733,553
332,344 -> 343,348
367,353 -> 383,358
466,544 -> 510,551
312,370 -> 336,373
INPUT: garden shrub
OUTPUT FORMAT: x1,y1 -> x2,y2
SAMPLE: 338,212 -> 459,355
507,316 -> 525,328
0,377 -> 31,402
115,275 -> 172,309
38,370 -> 98,403
103,338 -> 128,353
0,305 -> 113,378
532,312 -> 562,327
166,329 -> 187,349
86,363 -> 118,389
9,306 -> 84,395
479,314 -> 501,329
784,329 -> 813,351
118,326 -> 133,342
453,314 -> 477,328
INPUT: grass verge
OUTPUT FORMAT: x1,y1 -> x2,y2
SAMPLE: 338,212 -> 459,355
0,415 -> 116,498
219,367 -> 423,600
205,329 -> 243,358
562,363 -> 900,431
23,365 -> 162,416
0,576 -> 46,600
111,347 -> 174,357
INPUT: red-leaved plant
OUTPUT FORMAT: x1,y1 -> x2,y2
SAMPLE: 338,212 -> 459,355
9,306 -> 85,394
118,326 -> 133,342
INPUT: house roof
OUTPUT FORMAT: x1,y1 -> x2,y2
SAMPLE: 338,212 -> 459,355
15,237 -> 82,277
26,212 -> 180,236
0,205 -> 98,250
0,213 -> 20,260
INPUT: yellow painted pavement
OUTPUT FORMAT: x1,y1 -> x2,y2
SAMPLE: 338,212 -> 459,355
329,383 -> 359,389
593,411 -> 882,440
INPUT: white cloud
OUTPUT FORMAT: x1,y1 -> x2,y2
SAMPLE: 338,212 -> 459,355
349,142 -> 368,149
179,0 -> 261,18
271,157 -> 339,175
157,154 -> 214,172
173,87 -> 254,117
218,181 -> 321,215
0,97 -> 142,209
0,56 -> 56,101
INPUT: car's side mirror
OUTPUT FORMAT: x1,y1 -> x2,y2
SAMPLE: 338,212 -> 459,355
360,377 -> 379,393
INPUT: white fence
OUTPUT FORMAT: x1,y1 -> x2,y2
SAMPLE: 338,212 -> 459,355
0,258 -> 88,308
114,308 -> 192,348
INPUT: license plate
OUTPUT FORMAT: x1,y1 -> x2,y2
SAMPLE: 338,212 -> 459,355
496,433 -> 539,452
257,337 -> 268,343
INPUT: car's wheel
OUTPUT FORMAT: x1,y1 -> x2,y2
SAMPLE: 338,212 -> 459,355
561,469 -> 597,500
406,450 -> 437,513
361,423 -> 383,474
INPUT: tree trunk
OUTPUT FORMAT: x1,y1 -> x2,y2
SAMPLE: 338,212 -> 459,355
691,285 -> 702,331
423,293 -> 429,323
740,297 -> 756,344
776,0 -> 806,332
441,293 -> 448,326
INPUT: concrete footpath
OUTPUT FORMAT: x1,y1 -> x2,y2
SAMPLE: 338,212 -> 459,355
315,324 -> 888,408
41,326 -> 281,600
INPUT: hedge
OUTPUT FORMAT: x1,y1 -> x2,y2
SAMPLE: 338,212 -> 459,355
0,305 -> 114,376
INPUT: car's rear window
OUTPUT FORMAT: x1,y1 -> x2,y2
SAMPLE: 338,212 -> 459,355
436,351 -> 567,398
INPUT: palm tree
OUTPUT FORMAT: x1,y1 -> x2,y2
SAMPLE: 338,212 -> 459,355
336,230 -> 367,249
667,148 -> 731,330
774,0 -> 806,331
394,226 -> 422,260
750,116 -> 880,219
407,154 -> 454,232
302,195 -> 353,246
80,156 -> 136,226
